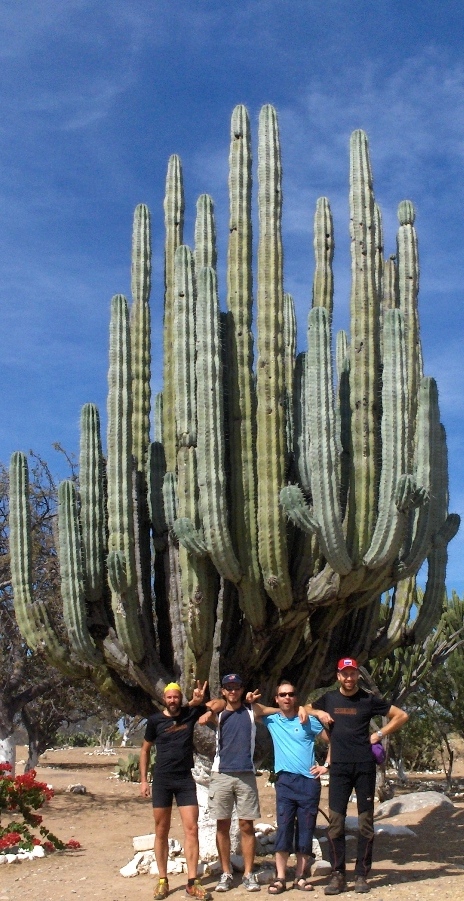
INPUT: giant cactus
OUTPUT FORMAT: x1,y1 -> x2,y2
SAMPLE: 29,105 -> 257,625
9,105 -> 459,707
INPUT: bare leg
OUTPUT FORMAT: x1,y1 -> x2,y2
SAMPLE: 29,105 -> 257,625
153,807 -> 172,878
216,818 -> 232,874
295,852 -> 309,879
179,804 -> 200,881
239,818 -> 256,876
275,850 -> 289,880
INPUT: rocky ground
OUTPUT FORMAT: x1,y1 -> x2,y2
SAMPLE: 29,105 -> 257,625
1,746 -> 464,901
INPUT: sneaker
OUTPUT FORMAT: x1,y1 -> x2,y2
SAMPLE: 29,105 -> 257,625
186,880 -> 212,901
324,872 -> 346,896
354,876 -> 370,894
154,878 -> 169,900
242,872 -> 261,892
215,873 -> 234,892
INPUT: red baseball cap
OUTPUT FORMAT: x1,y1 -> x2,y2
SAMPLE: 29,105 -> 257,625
337,657 -> 359,671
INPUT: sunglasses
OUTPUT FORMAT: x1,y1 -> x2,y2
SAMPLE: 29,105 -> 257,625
224,685 -> 242,690
278,691 -> 296,697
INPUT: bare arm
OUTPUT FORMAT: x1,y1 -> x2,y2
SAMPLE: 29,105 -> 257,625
304,704 -> 334,727
139,739 -> 152,797
310,734 -> 330,779
370,704 -> 409,743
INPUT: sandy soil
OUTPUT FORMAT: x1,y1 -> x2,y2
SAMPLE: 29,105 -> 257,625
1,746 -> 464,901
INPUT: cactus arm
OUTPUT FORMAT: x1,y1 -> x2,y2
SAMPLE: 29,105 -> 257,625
226,103 -> 266,628
173,517 -> 209,556
397,200 -> 421,468
395,377 -> 440,578
131,203 -> 151,471
195,193 -> 217,271
312,197 -> 334,319
106,294 -> 144,662
147,441 -> 167,551
293,352 -> 311,496
79,403 -> 106,604
347,130 -> 381,562
9,452 -> 86,675
196,266 -> 242,583
163,154 -> 184,471
336,329 -> 351,518
256,104 -> 292,608
162,471 -> 178,530
307,306 -> 351,574
57,479 -> 102,664
374,202 -> 384,301
363,309 -> 409,568
283,292 -> 296,466
280,484 -> 321,538
154,391 -> 163,443
174,245 -> 197,448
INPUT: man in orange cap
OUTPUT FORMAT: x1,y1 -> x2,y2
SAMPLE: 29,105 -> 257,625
312,658 -> 408,895
140,681 -> 223,901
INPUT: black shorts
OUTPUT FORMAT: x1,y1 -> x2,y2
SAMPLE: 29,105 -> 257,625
151,772 -> 198,809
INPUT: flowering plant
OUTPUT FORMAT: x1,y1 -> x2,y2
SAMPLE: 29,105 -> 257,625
0,762 -> 80,853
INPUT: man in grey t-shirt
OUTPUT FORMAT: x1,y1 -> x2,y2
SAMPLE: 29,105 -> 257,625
205,674 -> 261,893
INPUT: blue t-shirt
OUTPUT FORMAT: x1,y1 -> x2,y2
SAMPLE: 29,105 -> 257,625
262,712 -> 323,778
212,706 -> 256,773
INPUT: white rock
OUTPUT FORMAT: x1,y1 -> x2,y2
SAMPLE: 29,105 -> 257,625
374,824 -> 416,836
17,851 -> 34,860
5,854 -> 19,864
230,853 -> 245,872
205,859 -> 223,876
168,838 -> 183,856
137,851 -> 156,874
120,852 -> 145,877
310,859 -> 331,876
66,783 -> 87,794
167,857 -> 186,874
133,833 -> 155,852
31,845 -> 45,858
255,823 -> 275,835
0,855 -> 7,864
149,860 -> 159,875
375,790 -> 453,817
312,837 -> 322,861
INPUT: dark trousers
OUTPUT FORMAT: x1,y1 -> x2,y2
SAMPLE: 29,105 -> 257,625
327,762 -> 376,877
274,772 -> 321,855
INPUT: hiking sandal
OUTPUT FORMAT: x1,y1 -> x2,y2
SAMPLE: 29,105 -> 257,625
293,878 -> 314,892
268,880 -> 286,894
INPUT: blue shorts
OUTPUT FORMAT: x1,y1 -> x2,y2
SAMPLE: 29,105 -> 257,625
274,772 -> 321,855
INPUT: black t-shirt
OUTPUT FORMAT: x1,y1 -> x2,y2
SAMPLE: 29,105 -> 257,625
144,705 -> 207,777
316,688 -> 390,763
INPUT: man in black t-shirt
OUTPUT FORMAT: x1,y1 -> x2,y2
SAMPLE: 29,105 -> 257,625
312,658 -> 408,895
140,681 -> 223,901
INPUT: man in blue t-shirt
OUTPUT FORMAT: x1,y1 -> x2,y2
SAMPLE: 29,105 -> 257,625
250,681 -> 329,894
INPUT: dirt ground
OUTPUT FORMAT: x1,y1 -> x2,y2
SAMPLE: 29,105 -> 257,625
1,746 -> 464,901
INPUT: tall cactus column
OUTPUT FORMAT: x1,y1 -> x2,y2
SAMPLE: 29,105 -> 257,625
347,130 -> 381,562
256,104 -> 292,609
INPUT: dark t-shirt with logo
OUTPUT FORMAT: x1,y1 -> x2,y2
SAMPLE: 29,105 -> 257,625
144,705 -> 207,777
315,688 -> 390,763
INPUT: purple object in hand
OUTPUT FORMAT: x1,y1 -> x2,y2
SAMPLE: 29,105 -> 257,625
371,742 -> 386,765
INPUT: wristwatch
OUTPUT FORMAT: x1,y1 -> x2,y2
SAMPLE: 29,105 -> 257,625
324,762 -> 330,769
376,729 -> 383,740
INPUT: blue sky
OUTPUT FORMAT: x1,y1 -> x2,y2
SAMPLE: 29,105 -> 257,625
1,1 -> 464,592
